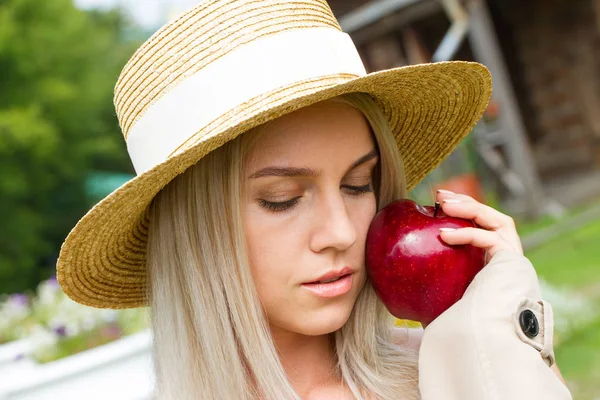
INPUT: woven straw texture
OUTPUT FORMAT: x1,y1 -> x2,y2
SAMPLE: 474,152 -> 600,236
57,0 -> 492,309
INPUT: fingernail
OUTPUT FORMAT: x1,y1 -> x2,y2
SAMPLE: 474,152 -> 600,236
439,228 -> 457,232
437,189 -> 455,194
443,199 -> 462,204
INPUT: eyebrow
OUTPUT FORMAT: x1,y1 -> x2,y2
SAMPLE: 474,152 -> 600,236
248,148 -> 379,179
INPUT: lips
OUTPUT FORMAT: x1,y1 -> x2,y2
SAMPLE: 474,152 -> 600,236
305,266 -> 354,284
302,273 -> 354,298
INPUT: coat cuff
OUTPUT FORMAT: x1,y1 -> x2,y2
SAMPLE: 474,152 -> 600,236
418,249 -> 572,400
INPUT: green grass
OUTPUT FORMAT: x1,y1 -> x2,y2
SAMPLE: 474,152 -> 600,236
522,211 -> 600,399
526,219 -> 600,290
515,198 -> 600,238
516,214 -> 565,237
554,316 -> 600,400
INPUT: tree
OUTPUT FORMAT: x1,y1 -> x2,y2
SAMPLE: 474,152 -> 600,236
0,0 -> 139,293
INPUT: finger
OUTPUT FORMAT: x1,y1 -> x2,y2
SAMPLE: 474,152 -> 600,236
436,190 -> 524,254
440,198 -> 516,232
439,227 -> 516,261
436,190 -> 478,205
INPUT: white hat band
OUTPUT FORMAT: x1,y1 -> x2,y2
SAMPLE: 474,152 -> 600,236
126,27 -> 367,174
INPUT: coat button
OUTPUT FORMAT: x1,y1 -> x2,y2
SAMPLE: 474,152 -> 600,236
519,309 -> 539,338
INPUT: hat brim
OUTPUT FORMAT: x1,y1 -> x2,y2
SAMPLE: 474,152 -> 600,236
57,61 -> 492,309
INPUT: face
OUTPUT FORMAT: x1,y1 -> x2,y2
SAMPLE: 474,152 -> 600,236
242,100 -> 379,337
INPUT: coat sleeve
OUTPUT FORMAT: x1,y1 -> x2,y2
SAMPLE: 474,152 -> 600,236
418,249 -> 573,399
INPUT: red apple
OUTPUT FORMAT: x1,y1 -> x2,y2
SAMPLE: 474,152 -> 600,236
365,198 -> 486,327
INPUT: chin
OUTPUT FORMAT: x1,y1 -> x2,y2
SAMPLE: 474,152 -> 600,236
297,300 -> 356,336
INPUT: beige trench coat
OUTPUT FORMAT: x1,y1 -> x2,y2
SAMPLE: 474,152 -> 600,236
418,249 -> 573,399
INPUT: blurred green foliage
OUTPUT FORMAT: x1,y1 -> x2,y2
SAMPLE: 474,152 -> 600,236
0,0 -> 139,294
525,214 -> 600,399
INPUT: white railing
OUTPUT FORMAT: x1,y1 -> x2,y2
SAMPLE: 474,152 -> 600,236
0,339 -> 31,373
0,330 -> 154,400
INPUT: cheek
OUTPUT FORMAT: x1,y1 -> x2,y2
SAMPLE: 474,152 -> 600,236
242,209 -> 298,299
243,222 -> 300,322
352,196 -> 377,240
244,215 -> 270,280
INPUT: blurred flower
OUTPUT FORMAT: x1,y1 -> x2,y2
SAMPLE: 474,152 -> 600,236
82,316 -> 97,331
53,325 -> 68,337
0,293 -> 32,343
100,324 -> 122,340
102,309 -> 118,323
1,276 -> 149,363
46,276 -> 59,288
9,293 -> 29,308
28,324 -> 59,361
37,277 -> 62,306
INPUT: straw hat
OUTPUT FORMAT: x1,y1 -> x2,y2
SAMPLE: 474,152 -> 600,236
57,0 -> 492,309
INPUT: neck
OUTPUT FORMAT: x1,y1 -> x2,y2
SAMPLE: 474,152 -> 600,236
270,324 -> 341,395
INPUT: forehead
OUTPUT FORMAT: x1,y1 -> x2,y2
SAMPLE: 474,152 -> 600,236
246,101 -> 375,166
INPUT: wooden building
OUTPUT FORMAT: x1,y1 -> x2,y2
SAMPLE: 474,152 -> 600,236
490,0 -> 600,179
327,0 -> 600,215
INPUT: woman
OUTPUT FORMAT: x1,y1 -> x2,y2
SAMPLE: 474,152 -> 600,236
57,1 -> 571,399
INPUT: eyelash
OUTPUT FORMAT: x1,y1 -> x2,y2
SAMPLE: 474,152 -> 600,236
259,183 -> 374,213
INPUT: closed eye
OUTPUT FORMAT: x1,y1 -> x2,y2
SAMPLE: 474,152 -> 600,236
258,183 -> 374,213
344,183 -> 373,195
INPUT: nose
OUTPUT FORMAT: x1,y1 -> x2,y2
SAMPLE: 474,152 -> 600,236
309,190 -> 358,253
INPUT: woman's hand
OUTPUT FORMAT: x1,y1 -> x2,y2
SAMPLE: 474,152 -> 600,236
435,189 -> 523,264
433,189 -> 568,388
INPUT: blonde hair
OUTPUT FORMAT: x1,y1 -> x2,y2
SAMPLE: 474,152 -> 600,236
146,92 -> 420,399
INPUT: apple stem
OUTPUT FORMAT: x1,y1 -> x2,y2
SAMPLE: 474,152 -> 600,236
434,201 -> 441,218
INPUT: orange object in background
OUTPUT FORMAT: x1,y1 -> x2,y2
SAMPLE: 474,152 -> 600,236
433,172 -> 485,203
